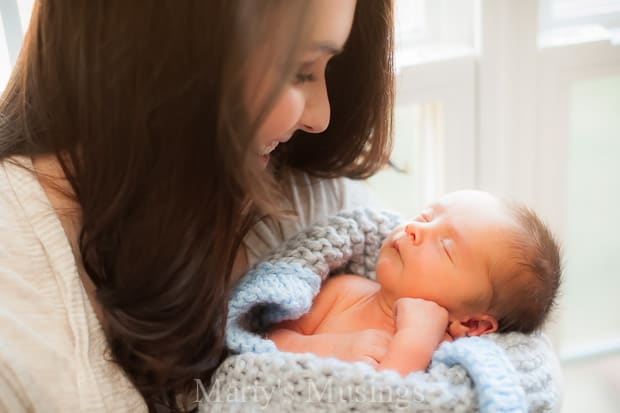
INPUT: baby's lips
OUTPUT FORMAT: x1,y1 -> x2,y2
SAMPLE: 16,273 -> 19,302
391,231 -> 407,253
392,239 -> 400,253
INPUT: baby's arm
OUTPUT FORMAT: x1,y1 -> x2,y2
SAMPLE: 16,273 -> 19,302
268,276 -> 391,365
267,281 -> 340,355
378,298 -> 450,375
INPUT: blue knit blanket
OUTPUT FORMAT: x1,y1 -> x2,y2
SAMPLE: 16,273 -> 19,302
202,209 -> 560,413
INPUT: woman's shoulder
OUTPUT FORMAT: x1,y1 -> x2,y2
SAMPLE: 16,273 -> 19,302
0,156 -> 71,327
0,157 -> 38,254
0,157 -> 51,261
0,158 -> 77,409
0,157 -> 146,412
284,169 -> 383,214
0,156 -> 42,217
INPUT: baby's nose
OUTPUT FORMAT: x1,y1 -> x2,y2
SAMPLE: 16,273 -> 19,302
404,223 -> 423,245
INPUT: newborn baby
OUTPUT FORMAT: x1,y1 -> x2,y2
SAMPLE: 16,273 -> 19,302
268,190 -> 562,375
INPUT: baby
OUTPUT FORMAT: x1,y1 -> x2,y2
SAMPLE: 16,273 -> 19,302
267,190 -> 562,376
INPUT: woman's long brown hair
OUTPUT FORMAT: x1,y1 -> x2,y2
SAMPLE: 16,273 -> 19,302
0,1 -> 393,411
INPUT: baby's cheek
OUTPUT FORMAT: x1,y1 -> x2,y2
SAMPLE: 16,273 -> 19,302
376,253 -> 402,286
376,256 -> 388,273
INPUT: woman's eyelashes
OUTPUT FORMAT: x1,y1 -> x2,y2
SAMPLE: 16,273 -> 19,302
293,55 -> 335,84
292,60 -> 318,84
294,72 -> 315,84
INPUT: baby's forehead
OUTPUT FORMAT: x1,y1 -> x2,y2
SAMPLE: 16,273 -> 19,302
435,190 -> 501,209
417,196 -> 503,223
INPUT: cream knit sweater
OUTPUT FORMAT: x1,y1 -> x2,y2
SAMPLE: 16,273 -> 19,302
0,156 -> 376,412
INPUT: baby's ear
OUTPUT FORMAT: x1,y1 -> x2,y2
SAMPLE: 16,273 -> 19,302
464,314 -> 498,336
449,314 -> 498,338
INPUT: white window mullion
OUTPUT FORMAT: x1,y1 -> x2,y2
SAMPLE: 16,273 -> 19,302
477,0 -> 541,207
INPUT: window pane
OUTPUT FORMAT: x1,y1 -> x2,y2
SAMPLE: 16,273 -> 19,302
17,0 -> 34,33
394,0 -> 478,67
0,14 -> 11,88
394,0 -> 426,48
552,0 -> 620,20
367,102 -> 445,217
539,0 -> 620,46
0,0 -> 33,88
561,75 -> 620,349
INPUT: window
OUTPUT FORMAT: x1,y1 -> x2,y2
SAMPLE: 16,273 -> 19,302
375,3 -> 620,411
539,0 -> 620,47
0,0 -> 33,86
555,74 -> 620,413
394,0 -> 478,68
369,0 -> 478,214
370,102 -> 446,218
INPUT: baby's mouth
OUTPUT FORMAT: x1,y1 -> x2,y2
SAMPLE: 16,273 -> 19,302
391,231 -> 408,254
392,239 -> 400,253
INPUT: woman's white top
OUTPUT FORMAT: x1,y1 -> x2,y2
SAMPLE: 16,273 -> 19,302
0,156 -> 378,412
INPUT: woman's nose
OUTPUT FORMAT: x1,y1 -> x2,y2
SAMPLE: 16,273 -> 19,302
404,223 -> 424,245
298,82 -> 331,134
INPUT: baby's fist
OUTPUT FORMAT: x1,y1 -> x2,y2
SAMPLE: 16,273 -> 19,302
393,297 -> 449,334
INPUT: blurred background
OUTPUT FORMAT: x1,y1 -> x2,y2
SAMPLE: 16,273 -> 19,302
369,1 -> 620,412
1,1 -> 618,412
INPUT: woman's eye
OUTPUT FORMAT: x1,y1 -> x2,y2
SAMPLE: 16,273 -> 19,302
294,72 -> 315,84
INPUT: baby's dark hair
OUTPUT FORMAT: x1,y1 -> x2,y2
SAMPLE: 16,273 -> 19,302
488,202 -> 562,334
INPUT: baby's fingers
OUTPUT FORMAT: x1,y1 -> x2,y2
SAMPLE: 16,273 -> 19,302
360,356 -> 379,368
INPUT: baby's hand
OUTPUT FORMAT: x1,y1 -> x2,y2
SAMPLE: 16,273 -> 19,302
331,329 -> 393,367
393,297 -> 449,344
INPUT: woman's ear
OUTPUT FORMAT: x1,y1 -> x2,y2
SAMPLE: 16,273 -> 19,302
448,314 -> 498,338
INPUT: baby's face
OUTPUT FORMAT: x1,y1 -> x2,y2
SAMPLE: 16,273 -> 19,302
376,190 -> 516,317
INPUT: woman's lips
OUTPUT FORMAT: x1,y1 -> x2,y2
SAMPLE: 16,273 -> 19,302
259,141 -> 279,156
259,135 -> 293,156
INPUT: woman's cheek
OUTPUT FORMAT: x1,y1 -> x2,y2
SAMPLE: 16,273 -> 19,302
260,87 -> 305,140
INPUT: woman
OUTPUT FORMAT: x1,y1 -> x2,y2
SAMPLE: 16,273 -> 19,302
0,0 -> 393,411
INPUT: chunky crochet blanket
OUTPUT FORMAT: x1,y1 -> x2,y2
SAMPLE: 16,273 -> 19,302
201,209 -> 561,412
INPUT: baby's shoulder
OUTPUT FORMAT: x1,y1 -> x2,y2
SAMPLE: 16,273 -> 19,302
323,274 -> 380,296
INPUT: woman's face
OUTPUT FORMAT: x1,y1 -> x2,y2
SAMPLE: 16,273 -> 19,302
253,0 -> 357,168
